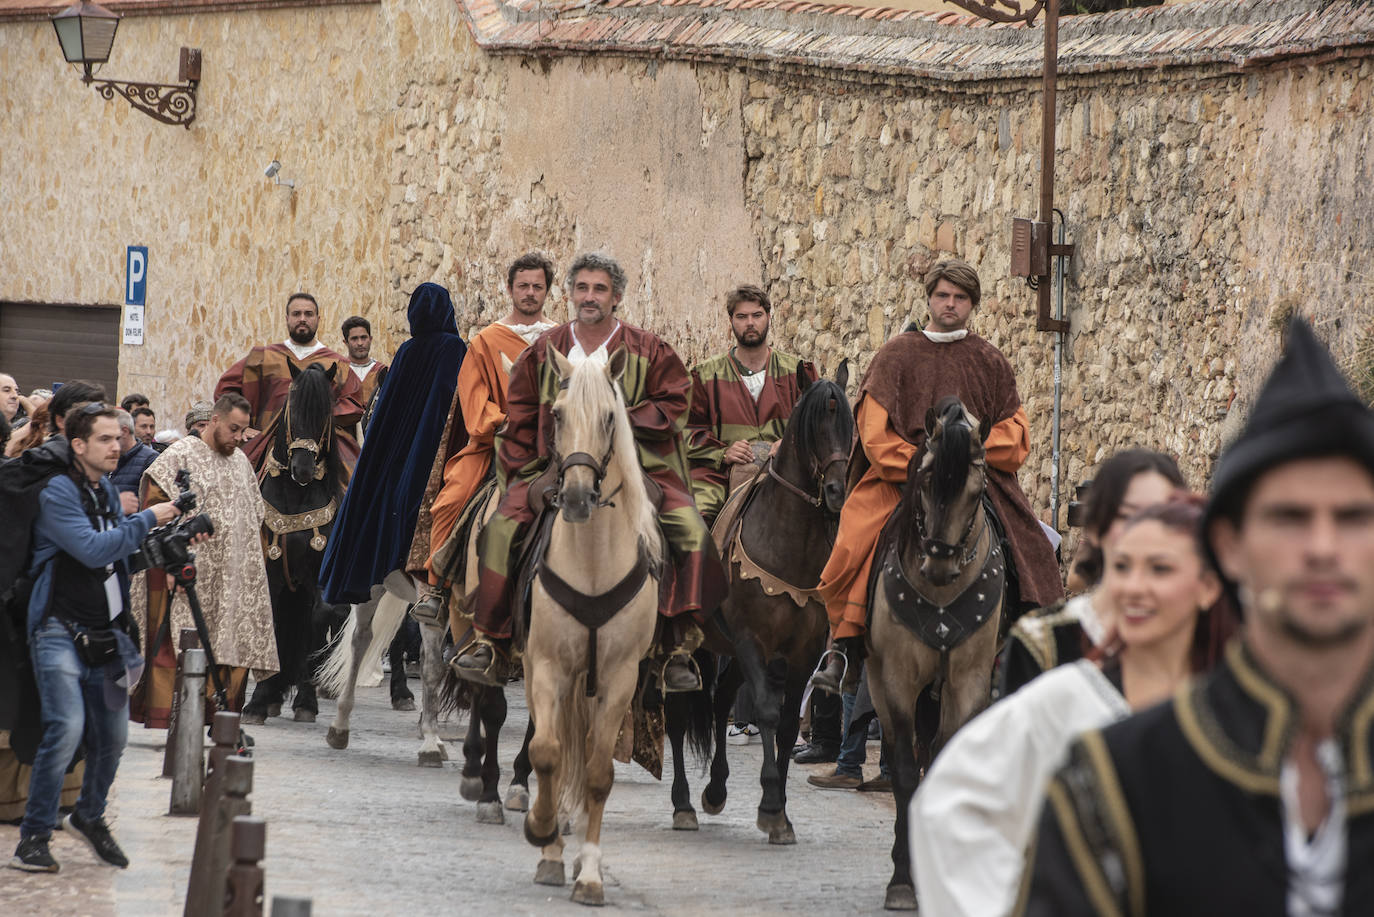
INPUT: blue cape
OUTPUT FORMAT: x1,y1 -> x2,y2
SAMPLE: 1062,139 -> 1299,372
320,283 -> 467,604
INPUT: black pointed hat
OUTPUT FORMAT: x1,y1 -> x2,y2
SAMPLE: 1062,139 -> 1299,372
1204,317 -> 1374,541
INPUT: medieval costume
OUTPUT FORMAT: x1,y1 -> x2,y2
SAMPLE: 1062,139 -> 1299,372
423,319 -> 554,586
350,358 -> 389,412
998,593 -> 1107,697
912,659 -> 1131,916
129,435 -> 277,726
214,339 -> 365,474
1023,320 -> 1374,916
319,284 -> 467,605
470,321 -> 728,640
817,330 -> 1063,641
686,349 -> 817,525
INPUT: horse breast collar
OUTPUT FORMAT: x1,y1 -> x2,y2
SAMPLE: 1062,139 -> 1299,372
879,536 -> 1004,653
537,548 -> 654,698
262,497 -> 338,559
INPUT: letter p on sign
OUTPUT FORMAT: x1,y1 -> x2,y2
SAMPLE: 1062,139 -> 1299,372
126,246 -> 148,306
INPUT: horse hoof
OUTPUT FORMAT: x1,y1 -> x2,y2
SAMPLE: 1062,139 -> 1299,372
756,808 -> 788,836
240,710 -> 266,726
672,809 -> 699,831
572,881 -> 605,906
505,784 -> 530,812
701,788 -> 726,816
768,820 -> 797,846
524,815 -> 559,848
325,728 -> 349,750
459,775 -> 483,801
267,704 -> 282,718
418,750 -> 444,768
293,709 -> 317,723
391,696 -> 416,712
476,801 -> 505,825
884,885 -> 918,911
533,859 -> 566,887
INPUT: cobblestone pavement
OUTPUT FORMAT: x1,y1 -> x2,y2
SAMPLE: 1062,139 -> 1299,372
3,680 -> 896,915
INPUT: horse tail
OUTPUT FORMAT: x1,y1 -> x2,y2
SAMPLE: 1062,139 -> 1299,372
314,592 -> 409,694
556,672 -> 593,817
683,651 -> 716,767
438,665 -> 478,717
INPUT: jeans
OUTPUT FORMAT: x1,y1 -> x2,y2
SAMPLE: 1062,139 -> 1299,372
21,619 -> 129,840
836,687 -> 890,779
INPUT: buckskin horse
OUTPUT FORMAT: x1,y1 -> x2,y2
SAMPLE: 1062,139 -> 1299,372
242,362 -> 346,725
665,361 -> 853,844
866,396 -> 1005,910
521,344 -> 662,906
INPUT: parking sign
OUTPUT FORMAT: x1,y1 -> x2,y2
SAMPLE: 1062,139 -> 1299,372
126,246 -> 148,306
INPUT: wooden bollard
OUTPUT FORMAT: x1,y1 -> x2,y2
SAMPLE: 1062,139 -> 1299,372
205,712 -> 242,796
169,648 -> 208,815
269,896 -> 312,916
185,755 -> 253,917
163,629 -> 202,777
223,815 -> 266,917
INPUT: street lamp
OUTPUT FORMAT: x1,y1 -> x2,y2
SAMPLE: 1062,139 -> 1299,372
50,0 -> 202,128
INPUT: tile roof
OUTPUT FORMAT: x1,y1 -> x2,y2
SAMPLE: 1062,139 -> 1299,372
452,0 -> 1374,80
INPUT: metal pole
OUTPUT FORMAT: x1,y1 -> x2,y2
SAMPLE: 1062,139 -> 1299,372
169,648 -> 207,816
1050,213 -> 1066,531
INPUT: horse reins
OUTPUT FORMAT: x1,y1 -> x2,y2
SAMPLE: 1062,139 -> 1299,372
263,398 -> 331,482
764,450 -> 847,511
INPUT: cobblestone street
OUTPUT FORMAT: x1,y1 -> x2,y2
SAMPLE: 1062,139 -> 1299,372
4,679 -> 895,915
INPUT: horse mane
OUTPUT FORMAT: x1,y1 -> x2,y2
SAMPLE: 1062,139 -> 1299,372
562,359 -> 662,558
272,362 -> 344,496
786,377 -> 855,455
928,407 -> 972,512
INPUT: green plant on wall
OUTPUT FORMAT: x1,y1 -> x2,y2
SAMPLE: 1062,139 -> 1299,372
1064,0 -> 1165,13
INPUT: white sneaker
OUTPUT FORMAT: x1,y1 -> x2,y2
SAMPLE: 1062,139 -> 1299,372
727,723 -> 761,745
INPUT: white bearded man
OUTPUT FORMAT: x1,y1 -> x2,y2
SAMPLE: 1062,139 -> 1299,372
129,393 -> 279,726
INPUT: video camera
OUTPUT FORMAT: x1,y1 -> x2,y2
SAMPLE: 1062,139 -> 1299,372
129,469 -> 215,573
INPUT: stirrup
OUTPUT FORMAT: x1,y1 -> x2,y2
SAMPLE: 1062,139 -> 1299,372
410,586 -> 449,626
808,647 -> 849,695
452,638 -> 507,687
658,651 -> 703,694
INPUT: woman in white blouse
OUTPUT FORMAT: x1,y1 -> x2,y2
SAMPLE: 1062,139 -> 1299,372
909,495 -> 1236,917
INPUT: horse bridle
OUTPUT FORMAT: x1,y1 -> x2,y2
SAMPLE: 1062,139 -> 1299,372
264,399 -> 330,482
550,418 -> 622,509
766,449 -> 848,511
917,492 -> 985,568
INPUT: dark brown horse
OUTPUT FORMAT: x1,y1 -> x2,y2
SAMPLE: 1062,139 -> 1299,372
866,396 -> 1004,910
666,362 -> 853,844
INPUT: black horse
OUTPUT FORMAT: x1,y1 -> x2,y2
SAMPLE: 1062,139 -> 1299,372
667,363 -> 854,843
243,362 -> 347,724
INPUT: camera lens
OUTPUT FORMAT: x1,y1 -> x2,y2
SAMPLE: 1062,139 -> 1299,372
183,514 -> 215,538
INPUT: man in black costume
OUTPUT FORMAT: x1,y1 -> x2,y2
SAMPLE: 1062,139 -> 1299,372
1022,317 -> 1374,916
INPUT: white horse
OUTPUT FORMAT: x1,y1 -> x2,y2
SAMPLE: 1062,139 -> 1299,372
522,344 -> 662,906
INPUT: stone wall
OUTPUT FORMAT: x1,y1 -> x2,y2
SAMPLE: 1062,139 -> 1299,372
4,0 -> 1373,527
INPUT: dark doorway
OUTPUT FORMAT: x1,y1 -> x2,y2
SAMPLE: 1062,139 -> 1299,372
0,302 -> 121,400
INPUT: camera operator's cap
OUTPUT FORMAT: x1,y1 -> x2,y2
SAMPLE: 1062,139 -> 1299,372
1202,316 -> 1374,575
185,401 -> 214,429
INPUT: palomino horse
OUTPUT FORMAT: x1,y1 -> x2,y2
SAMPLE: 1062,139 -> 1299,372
316,569 -> 451,767
866,396 -> 1004,911
244,362 -> 347,724
522,344 -> 662,906
667,362 -> 853,844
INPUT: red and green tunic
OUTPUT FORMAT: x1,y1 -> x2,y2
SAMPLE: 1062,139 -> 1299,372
215,343 -> 365,474
471,321 -> 727,638
687,349 -> 818,524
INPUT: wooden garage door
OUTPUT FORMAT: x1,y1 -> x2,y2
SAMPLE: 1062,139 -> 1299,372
0,302 -> 121,401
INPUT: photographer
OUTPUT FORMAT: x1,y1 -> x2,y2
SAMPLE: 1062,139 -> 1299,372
10,404 -> 184,873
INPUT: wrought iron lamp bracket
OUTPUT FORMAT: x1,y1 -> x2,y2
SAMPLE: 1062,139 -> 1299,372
80,47 -> 200,128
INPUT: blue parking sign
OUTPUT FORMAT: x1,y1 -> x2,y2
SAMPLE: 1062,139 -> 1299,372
126,246 -> 148,306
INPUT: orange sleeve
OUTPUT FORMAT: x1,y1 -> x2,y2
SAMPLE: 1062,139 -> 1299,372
459,339 -> 507,446
985,405 -> 1030,473
859,398 -> 919,483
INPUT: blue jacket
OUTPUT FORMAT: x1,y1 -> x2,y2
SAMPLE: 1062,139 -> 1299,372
110,443 -> 158,495
27,473 -> 156,637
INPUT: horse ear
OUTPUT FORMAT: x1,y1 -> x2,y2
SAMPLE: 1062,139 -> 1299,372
607,346 -> 629,384
979,416 -> 992,444
288,360 -> 301,380
835,358 -> 849,392
547,340 -> 573,382
327,362 -> 340,385
925,405 -> 939,437
796,362 -> 811,393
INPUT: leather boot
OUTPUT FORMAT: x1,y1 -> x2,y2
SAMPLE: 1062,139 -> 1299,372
411,585 -> 450,626
660,653 -> 703,693
810,636 -> 862,695
453,638 -> 508,687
